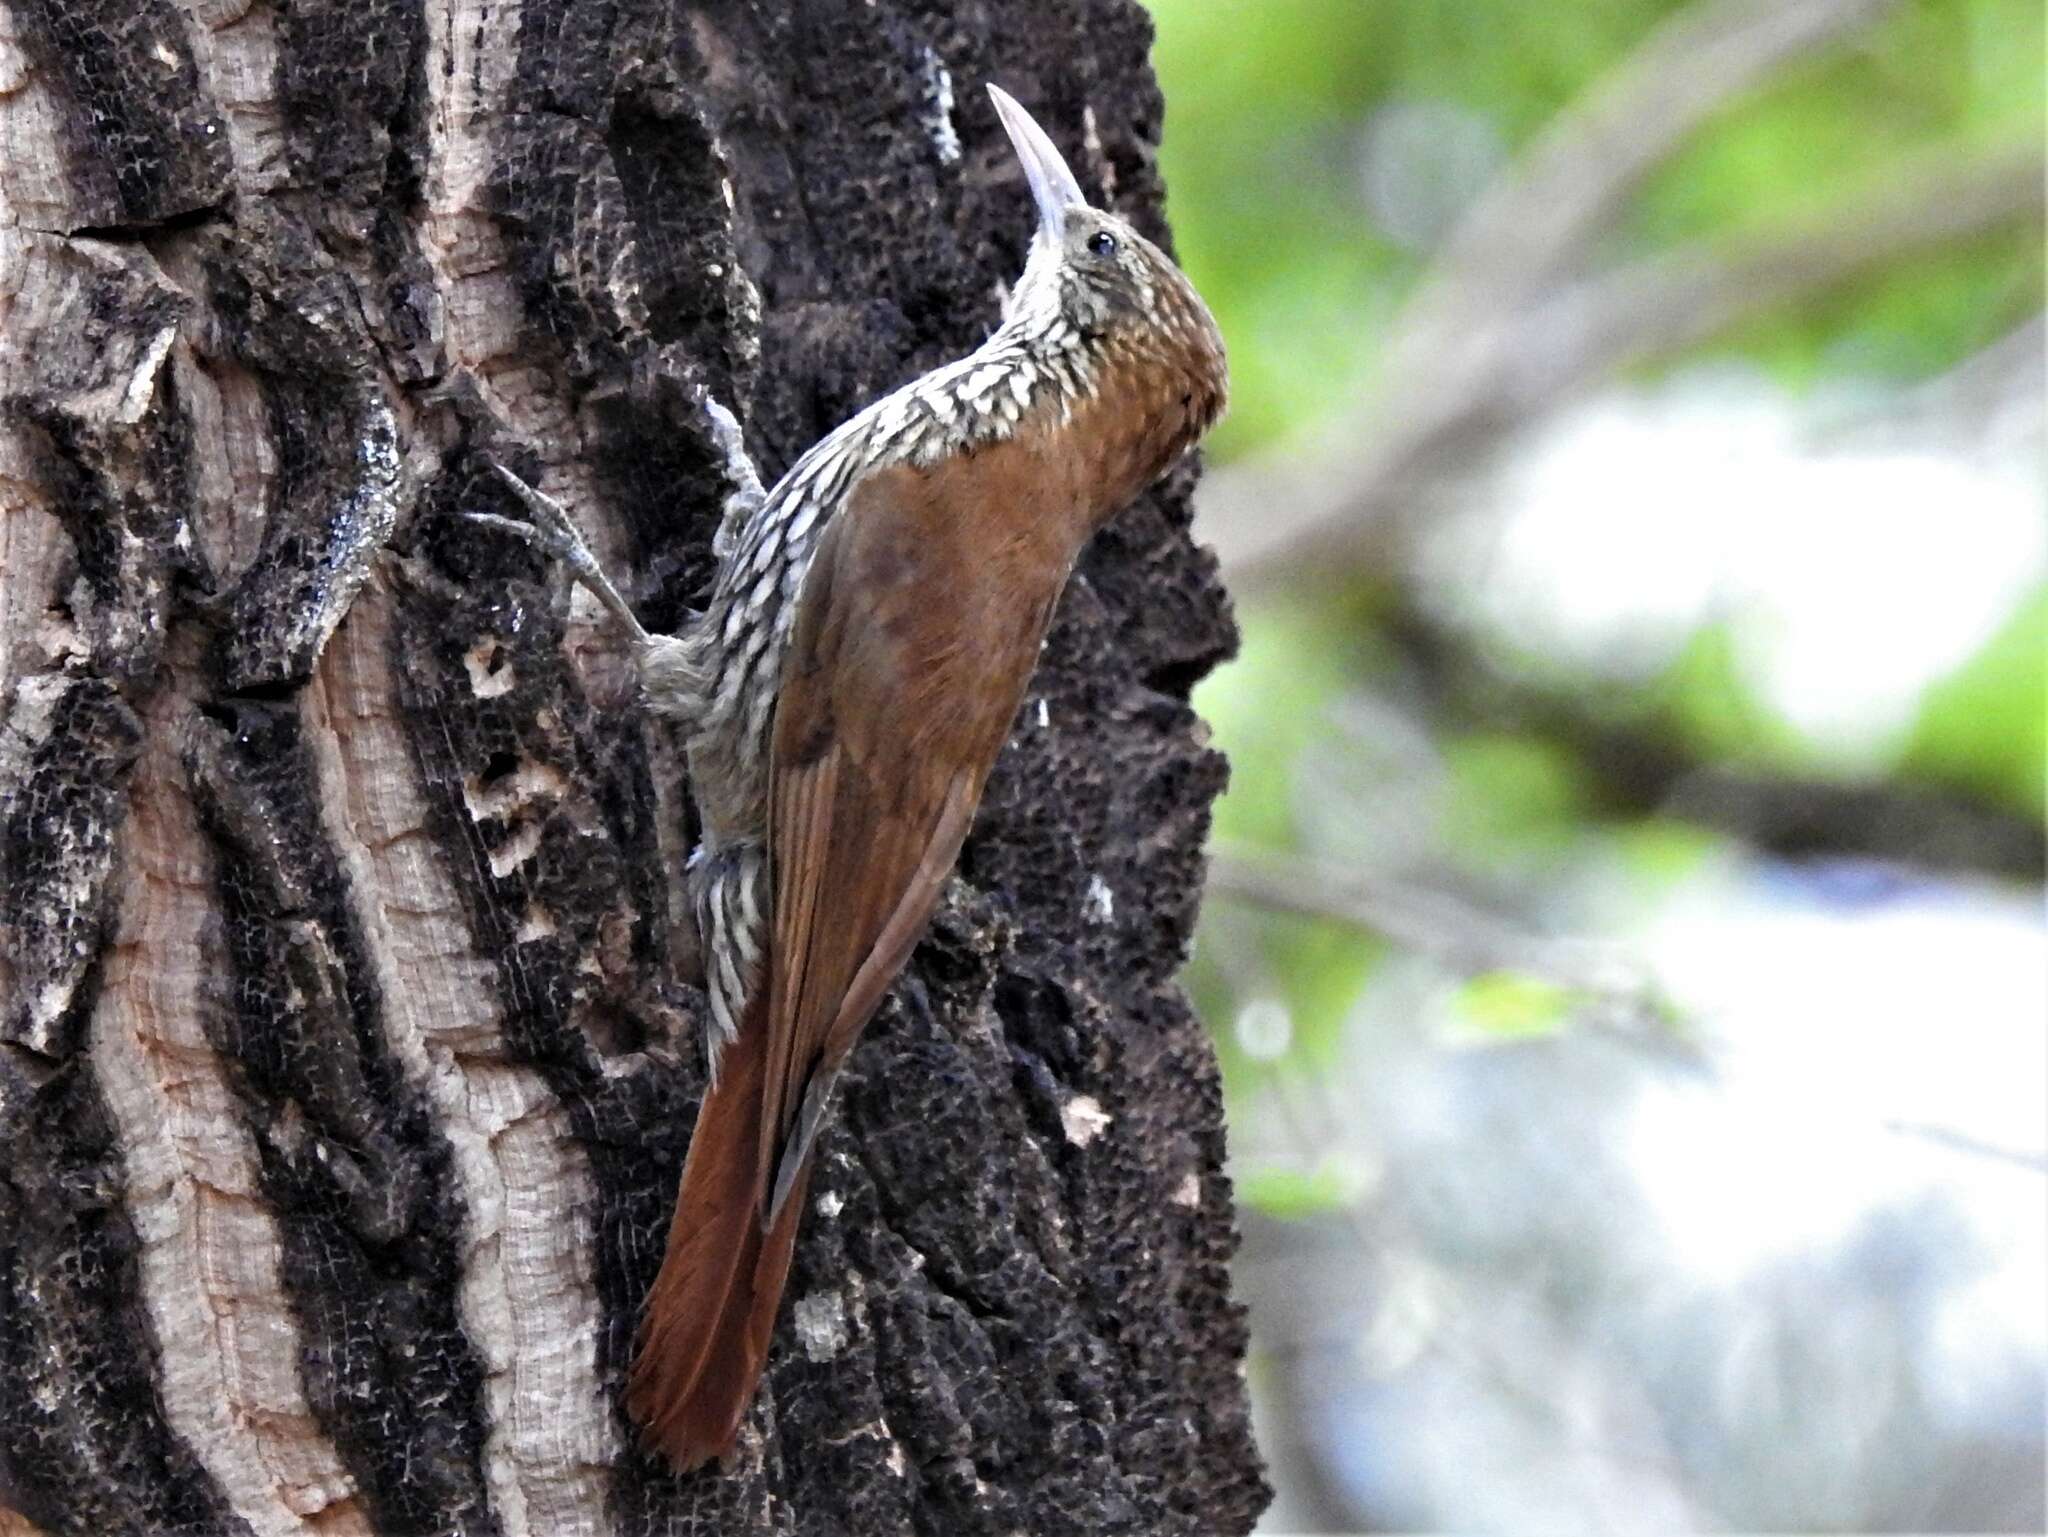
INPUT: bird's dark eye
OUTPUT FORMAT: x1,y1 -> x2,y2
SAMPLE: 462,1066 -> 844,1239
1087,230 -> 1118,259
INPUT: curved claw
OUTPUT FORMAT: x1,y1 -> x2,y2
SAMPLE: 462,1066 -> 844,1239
462,508 -> 571,560
488,461 -> 574,530
468,462 -> 651,645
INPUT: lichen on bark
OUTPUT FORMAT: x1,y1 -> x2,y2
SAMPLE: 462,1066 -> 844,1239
0,2 -> 1266,1533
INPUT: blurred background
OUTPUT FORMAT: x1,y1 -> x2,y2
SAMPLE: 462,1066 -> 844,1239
1137,0 -> 2047,1531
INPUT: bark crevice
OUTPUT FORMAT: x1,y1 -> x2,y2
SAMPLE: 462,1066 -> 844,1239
0,2 -> 1265,1532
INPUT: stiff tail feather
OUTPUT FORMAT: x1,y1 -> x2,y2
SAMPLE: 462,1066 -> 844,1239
624,994 -> 814,1470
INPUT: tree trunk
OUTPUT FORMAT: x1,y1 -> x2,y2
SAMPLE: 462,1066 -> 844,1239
0,2 -> 1265,1534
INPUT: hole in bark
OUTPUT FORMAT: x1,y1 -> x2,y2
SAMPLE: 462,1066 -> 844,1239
577,1001 -> 644,1058
463,637 -> 514,698
992,969 -> 1082,1073
229,678 -> 302,704
607,94 -> 730,348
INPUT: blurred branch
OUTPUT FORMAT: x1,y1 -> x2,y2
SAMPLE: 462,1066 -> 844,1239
1197,0 -> 2041,594
1512,146 -> 2047,416
1883,1120 -> 2048,1174
1209,141 -> 2044,591
1828,313 -> 2045,447
1380,601 -> 2048,881
1658,768 -> 2046,880
1190,0 -> 2046,888
1207,846 -> 1648,995
1406,0 -> 1896,336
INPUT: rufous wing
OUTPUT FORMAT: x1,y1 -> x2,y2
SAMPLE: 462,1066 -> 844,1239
625,450 -> 1074,1470
756,456 -> 1070,1204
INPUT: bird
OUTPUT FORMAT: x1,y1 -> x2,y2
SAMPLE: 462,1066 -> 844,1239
472,82 -> 1226,1471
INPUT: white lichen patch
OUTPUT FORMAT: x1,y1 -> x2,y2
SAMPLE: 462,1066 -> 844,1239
285,403 -> 402,670
1083,874 -> 1114,925
919,47 -> 960,164
459,756 -> 566,822
1171,1172 -> 1201,1208
117,322 -> 178,424
1061,1093 -> 1112,1148
462,637 -> 515,698
793,1290 -> 849,1361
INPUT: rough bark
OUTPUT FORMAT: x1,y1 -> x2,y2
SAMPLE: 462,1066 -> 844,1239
0,2 -> 1265,1534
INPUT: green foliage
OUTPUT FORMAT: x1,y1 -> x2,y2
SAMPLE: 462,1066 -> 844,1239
1237,1159 -> 1371,1220
1451,972 -> 1575,1039
1439,733 -> 1588,859
1146,0 -> 2045,457
1265,916 -> 1384,1068
1195,912 -> 1383,1099
1612,818 -> 1723,886
1901,584 -> 2048,819
1195,599 -> 1368,849
1144,0 -> 2042,1105
1653,622 -> 1810,770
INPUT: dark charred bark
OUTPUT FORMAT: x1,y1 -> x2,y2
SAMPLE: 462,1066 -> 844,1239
0,2 -> 1266,1534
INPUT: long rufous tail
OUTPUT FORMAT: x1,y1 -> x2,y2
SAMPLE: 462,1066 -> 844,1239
623,995 -> 814,1470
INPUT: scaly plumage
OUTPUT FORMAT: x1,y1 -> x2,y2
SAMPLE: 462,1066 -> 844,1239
475,82 -> 1225,1472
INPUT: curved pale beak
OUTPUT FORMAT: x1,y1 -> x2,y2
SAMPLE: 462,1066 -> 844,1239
988,84 -> 1089,241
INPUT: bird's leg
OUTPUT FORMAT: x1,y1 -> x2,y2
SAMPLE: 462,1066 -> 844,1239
701,394 -> 766,560
467,463 -> 652,647
470,458 -> 719,726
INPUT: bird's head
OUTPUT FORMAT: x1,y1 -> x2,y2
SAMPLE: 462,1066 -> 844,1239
989,84 -> 1224,392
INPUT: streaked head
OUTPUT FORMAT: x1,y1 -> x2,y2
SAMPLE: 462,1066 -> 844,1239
988,83 -> 1223,375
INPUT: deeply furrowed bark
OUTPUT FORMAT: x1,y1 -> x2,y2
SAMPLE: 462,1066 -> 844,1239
0,1 -> 1265,1534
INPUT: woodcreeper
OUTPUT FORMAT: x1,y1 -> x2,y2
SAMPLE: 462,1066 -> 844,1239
473,83 -> 1227,1470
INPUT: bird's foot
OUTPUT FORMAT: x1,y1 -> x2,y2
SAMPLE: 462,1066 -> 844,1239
700,393 -> 766,559
466,461 -> 651,644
